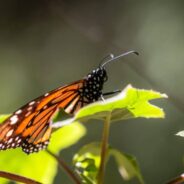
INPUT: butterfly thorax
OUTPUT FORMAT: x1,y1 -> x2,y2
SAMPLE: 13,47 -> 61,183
80,67 -> 108,102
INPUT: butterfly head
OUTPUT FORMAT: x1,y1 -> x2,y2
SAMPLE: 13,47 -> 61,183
87,67 -> 108,83
83,51 -> 138,102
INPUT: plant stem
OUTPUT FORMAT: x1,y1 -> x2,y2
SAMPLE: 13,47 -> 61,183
0,171 -> 41,184
47,150 -> 81,184
97,113 -> 111,184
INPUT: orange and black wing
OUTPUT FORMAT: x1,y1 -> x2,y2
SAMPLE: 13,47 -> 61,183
0,80 -> 86,154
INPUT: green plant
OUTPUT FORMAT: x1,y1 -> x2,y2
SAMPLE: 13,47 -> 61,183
0,85 -> 167,184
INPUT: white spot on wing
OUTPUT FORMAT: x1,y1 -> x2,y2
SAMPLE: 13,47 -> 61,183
15,109 -> 22,114
17,139 -> 21,143
10,115 -> 18,125
29,101 -> 35,106
15,136 -> 20,141
8,138 -> 13,143
44,93 -> 49,96
6,130 -> 13,137
25,111 -> 31,117
27,106 -> 33,111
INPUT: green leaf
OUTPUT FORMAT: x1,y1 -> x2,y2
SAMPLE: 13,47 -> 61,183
111,149 -> 144,184
73,143 -> 102,184
61,85 -> 167,124
48,121 -> 86,153
0,116 -> 86,184
0,115 -> 10,123
73,142 -> 144,184
175,131 -> 184,137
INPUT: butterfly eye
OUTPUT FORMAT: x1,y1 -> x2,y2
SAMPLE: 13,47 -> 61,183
98,69 -> 108,82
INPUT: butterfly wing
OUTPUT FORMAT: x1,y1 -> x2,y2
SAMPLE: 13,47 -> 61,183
0,80 -> 85,154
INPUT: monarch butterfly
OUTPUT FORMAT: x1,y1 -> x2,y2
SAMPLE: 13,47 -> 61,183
0,51 -> 138,154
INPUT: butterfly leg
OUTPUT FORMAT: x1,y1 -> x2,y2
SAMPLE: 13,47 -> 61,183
102,89 -> 121,96
101,89 -> 121,101
100,94 -> 105,102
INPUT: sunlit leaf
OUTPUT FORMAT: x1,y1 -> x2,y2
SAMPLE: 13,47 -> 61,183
73,142 -> 144,184
59,85 -> 167,125
176,131 -> 184,137
0,115 -> 10,123
49,121 -> 86,153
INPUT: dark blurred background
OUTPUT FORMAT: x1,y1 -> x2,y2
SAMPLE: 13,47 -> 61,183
0,0 -> 184,183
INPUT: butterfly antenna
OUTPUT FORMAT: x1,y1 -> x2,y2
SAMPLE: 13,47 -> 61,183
100,50 -> 139,68
99,53 -> 115,66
